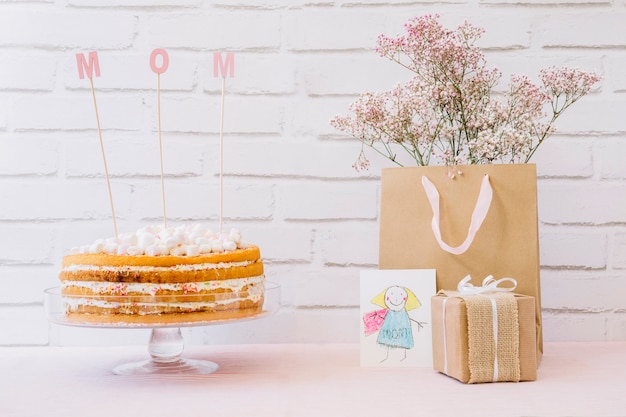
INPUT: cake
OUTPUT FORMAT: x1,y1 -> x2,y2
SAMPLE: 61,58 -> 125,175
59,224 -> 265,324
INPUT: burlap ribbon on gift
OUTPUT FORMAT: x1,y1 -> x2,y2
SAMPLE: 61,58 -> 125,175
442,276 -> 521,383
464,292 -> 520,383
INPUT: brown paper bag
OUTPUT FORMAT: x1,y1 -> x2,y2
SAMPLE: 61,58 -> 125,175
379,164 -> 542,360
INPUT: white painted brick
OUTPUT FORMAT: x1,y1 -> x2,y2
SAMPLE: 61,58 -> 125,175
294,96 -> 357,137
143,12 -> 281,50
607,55 -> 626,92
351,0 -> 447,4
0,99 -> 7,129
210,0 -> 331,6
0,181 -> 132,221
536,94 -> 626,134
595,138 -> 626,179
535,12 -> 626,48
0,226 -> 55,264
541,270 -> 626,311
539,231 -> 607,269
130,180 -> 275,221
155,97 -> 211,133
0,134 -> 58,175
279,180 -> 378,221
298,53 -> 414,96
483,0 -> 609,4
285,9 -> 385,51
542,311 -> 608,341
0,267 -> 57,303
538,181 -> 626,224
68,0 -> 200,6
547,96 -> 626,134
200,181 -> 275,220
200,53 -> 297,95
607,314 -> 626,340
158,96 -> 283,134
611,232 -> 626,269
243,225 -> 313,262
1,0 -> 53,3
216,96 -> 283,134
532,137 -> 593,178
65,135 -> 203,177
0,53 -> 56,91
318,223 -> 379,266
12,96 -> 145,131
0,305 -> 49,345
269,264 -> 361,307
220,138 -> 374,179
0,10 -> 135,48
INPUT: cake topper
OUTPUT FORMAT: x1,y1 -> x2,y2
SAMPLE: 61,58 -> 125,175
214,52 -> 235,234
75,51 -> 235,238
76,51 -> 119,239
150,48 -> 170,229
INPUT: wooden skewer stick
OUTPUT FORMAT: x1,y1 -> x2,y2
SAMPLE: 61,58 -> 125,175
77,51 -> 118,239
218,76 -> 226,235
157,71 -> 167,229
214,52 -> 234,235
89,77 -> 118,240
150,48 -> 170,230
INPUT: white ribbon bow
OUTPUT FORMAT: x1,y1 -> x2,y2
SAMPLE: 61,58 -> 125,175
456,275 -> 517,295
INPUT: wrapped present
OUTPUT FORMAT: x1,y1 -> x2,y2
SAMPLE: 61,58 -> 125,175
431,276 -> 537,383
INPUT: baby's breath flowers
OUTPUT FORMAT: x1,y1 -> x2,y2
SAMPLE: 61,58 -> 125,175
330,14 -> 601,171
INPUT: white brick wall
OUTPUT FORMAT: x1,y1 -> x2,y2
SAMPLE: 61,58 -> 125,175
0,0 -> 624,347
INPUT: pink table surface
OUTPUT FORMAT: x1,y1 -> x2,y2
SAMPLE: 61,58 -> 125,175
1,342 -> 625,417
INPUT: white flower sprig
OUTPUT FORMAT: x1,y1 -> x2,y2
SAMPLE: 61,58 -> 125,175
330,14 -> 601,171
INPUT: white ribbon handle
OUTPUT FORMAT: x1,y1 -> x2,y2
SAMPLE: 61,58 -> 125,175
457,275 -> 517,295
421,174 -> 493,255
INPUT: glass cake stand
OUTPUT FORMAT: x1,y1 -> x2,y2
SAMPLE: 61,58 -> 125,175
43,282 -> 280,375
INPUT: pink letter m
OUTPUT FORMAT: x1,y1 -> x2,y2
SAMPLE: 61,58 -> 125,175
213,52 -> 234,78
76,51 -> 101,80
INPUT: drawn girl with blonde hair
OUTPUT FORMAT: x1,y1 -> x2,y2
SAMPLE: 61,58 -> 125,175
364,285 -> 424,362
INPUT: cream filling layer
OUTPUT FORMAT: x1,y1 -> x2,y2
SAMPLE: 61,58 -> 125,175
62,275 -> 265,296
62,260 -> 254,273
63,294 -> 263,316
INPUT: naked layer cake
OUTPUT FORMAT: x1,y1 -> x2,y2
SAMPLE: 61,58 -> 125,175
59,224 -> 265,324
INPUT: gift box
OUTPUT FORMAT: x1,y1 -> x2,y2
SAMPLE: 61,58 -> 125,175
431,288 -> 537,383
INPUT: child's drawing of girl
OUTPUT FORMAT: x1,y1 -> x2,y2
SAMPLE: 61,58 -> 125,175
363,285 -> 424,362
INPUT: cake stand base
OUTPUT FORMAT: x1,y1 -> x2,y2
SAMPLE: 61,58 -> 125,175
112,327 -> 219,375
113,358 -> 219,375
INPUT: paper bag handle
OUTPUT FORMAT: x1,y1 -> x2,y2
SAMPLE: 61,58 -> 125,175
421,174 -> 493,255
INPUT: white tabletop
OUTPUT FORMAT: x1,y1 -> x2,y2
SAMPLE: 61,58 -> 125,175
1,342 -> 624,417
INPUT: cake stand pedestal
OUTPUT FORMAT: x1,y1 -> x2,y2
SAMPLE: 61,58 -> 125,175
44,283 -> 280,376
113,327 -> 220,375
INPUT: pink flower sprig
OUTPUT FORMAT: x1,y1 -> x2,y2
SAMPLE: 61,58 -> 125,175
330,14 -> 601,169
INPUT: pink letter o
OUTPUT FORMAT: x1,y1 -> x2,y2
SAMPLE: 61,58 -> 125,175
150,48 -> 169,74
